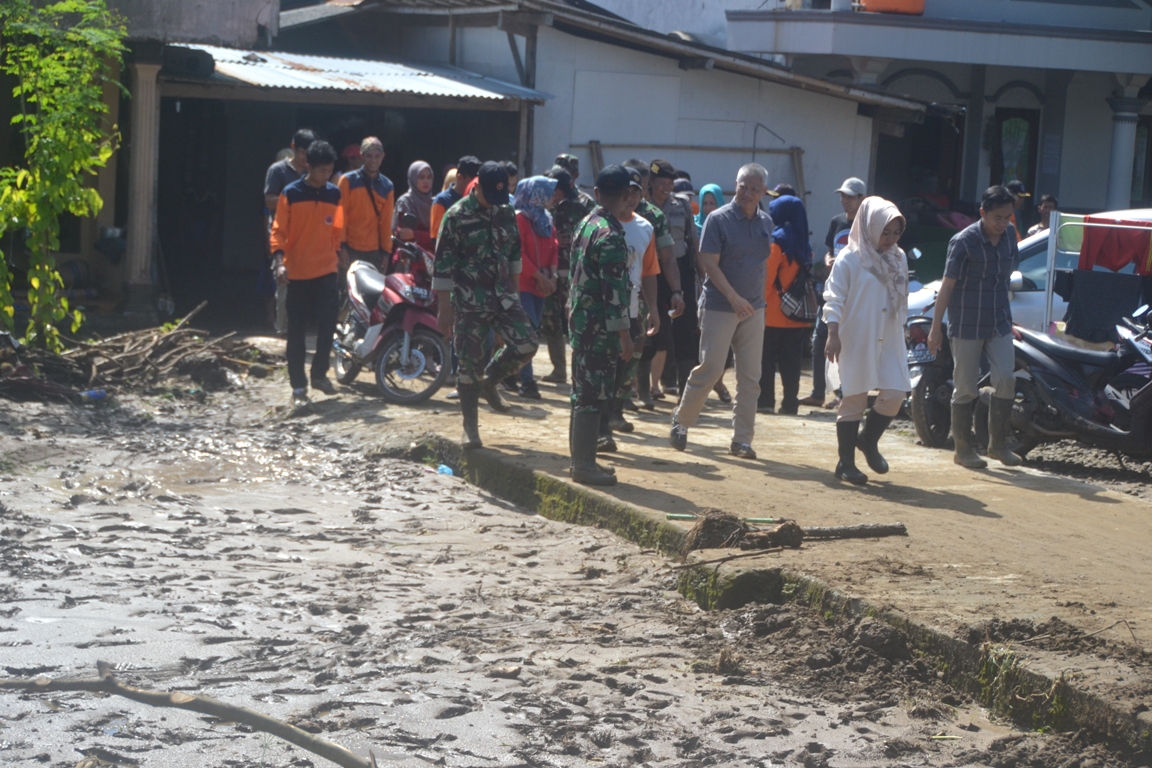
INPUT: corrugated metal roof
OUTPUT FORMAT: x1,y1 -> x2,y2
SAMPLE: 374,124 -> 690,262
169,44 -> 549,103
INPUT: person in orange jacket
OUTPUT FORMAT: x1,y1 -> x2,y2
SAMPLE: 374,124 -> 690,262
270,140 -> 344,404
338,136 -> 394,269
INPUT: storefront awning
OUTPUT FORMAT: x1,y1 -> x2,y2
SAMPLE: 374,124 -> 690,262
160,44 -> 550,110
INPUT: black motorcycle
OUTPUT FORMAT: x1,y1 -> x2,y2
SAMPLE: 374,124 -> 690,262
972,307 -> 1152,459
906,314 -> 954,448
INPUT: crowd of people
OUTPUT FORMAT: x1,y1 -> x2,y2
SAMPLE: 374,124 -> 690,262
264,126 -> 1029,488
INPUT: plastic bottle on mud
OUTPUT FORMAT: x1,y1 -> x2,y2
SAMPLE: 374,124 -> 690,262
76,389 -> 107,403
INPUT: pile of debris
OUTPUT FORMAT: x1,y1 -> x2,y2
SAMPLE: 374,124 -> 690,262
0,302 -> 280,401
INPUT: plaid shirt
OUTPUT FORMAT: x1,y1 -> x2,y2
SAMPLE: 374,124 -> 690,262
943,221 -> 1018,339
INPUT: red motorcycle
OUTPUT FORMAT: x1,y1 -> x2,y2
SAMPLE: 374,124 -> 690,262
332,229 -> 449,404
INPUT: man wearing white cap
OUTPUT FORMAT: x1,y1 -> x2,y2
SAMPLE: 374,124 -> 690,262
801,176 -> 866,408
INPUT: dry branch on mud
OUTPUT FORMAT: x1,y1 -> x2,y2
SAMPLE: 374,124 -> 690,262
0,662 -> 377,768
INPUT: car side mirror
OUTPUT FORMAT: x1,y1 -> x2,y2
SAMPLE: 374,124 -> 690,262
1009,270 -> 1024,292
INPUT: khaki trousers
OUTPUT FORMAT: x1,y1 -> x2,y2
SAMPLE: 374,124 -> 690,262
673,307 -> 765,445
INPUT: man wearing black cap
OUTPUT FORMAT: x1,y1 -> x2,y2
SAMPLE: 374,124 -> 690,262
433,161 -> 537,449
539,163 -> 597,385
650,158 -> 699,396
622,159 -> 685,408
567,165 -> 636,486
1006,180 -> 1030,243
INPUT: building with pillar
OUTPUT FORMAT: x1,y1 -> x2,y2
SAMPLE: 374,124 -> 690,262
717,0 -> 1152,224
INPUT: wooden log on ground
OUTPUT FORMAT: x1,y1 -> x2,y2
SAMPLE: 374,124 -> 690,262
0,663 -> 375,768
802,523 -> 907,540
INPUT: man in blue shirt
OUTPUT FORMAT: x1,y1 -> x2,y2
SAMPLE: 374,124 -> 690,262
670,163 -> 773,459
928,185 -> 1022,468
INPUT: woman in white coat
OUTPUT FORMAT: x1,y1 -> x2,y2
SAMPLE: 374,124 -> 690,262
823,197 -> 910,485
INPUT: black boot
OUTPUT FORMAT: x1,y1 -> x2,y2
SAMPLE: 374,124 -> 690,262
951,401 -> 988,469
858,410 -> 894,474
569,407 -> 614,475
571,406 -> 617,486
834,421 -> 868,485
987,396 -> 1023,466
459,385 -> 482,450
608,398 -> 634,433
481,376 -> 511,413
597,403 -> 618,453
637,360 -> 654,410
542,337 -> 567,383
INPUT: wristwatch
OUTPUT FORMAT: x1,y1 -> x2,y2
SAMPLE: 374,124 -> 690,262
670,290 -> 684,299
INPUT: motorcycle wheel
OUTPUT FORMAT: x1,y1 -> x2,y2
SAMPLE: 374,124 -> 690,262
375,328 -> 450,405
911,366 -> 952,448
333,342 -> 361,385
332,299 -> 362,385
973,381 -> 1042,459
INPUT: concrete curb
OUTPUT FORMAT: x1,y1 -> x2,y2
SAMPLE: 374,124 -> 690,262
376,433 -> 1151,762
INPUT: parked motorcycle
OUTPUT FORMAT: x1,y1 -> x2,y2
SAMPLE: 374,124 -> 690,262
906,314 -> 954,448
332,228 -> 449,405
972,306 -> 1152,459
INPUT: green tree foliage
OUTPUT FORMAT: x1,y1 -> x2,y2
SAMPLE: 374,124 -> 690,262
0,0 -> 125,350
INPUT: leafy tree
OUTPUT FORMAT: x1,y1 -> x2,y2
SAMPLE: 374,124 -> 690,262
0,0 -> 125,350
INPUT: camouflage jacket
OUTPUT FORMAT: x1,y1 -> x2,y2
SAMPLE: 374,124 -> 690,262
552,191 -> 596,274
568,207 -> 631,350
432,193 -> 522,313
636,198 -> 675,252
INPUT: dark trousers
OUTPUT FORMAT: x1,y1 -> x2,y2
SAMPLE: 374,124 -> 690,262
286,272 -> 339,390
758,325 -> 807,413
811,318 -> 828,398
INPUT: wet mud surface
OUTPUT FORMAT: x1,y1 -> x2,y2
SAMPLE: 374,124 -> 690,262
0,392 -> 1140,767
1024,441 -> 1152,502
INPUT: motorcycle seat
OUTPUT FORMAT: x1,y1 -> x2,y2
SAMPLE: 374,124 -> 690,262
1017,327 -> 1119,368
353,266 -> 388,306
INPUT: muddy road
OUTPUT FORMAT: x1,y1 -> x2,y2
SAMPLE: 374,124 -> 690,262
0,390 -> 1134,768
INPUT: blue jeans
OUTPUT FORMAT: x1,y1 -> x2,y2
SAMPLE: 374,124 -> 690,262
519,291 -> 546,386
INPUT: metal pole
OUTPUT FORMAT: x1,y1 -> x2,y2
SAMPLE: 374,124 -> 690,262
1043,208 -> 1059,332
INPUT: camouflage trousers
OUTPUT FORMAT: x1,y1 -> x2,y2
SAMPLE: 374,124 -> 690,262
538,277 -> 569,341
453,305 -> 537,386
614,317 -> 646,401
571,333 -> 621,408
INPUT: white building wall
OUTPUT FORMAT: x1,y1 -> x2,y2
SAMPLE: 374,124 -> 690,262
394,24 -> 876,249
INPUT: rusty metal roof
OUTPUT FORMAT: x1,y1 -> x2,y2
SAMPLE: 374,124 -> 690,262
170,43 -> 549,103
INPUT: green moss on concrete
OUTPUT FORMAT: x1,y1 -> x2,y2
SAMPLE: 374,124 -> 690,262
374,435 -> 686,558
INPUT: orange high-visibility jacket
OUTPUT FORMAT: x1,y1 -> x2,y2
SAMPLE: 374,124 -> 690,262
338,169 -> 394,253
269,179 -> 344,280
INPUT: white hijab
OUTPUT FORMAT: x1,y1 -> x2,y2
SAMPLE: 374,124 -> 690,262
847,197 -> 907,315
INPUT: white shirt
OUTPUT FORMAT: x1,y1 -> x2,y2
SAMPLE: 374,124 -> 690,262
620,214 -> 654,319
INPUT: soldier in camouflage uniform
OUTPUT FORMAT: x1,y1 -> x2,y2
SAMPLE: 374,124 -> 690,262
622,159 -> 686,408
433,162 -> 537,450
566,165 -> 636,487
539,156 -> 596,384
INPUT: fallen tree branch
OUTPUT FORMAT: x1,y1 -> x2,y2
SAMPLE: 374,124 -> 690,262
0,662 -> 375,768
801,523 -> 907,540
668,547 -> 784,570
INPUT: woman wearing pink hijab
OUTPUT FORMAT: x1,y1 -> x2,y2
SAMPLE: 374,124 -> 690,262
822,197 -> 911,485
